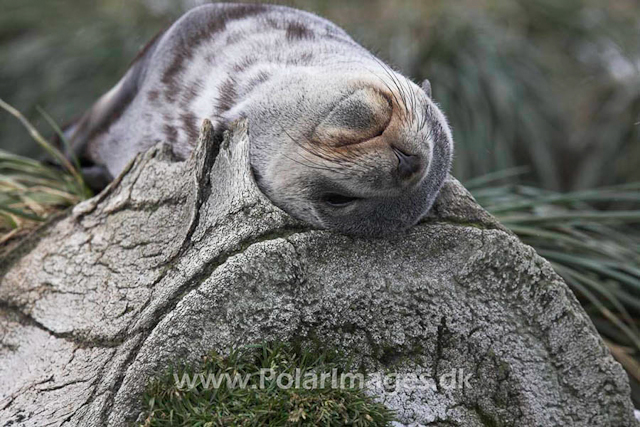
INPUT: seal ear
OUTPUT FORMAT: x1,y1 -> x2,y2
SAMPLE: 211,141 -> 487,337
421,79 -> 432,98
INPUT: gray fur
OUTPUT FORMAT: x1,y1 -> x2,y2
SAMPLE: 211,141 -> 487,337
67,3 -> 454,236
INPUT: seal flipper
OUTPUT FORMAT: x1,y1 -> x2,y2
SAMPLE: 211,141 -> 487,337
43,118 -> 108,193
80,164 -> 112,193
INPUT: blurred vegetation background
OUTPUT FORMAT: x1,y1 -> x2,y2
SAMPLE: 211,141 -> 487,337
1,0 -> 640,409
1,0 -> 639,190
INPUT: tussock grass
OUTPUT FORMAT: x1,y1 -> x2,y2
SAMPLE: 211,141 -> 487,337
0,99 -> 91,249
414,0 -> 640,189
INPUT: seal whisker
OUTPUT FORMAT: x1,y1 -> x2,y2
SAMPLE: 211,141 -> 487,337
277,124 -> 369,176
370,56 -> 414,128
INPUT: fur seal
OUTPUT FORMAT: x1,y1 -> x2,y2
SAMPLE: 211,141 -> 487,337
64,3 -> 453,236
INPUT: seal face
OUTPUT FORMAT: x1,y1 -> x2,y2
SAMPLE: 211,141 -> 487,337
65,3 -> 454,236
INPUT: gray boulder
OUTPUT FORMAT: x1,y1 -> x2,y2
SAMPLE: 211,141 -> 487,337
0,120 -> 636,426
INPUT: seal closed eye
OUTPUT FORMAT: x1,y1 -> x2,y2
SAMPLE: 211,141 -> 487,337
311,88 -> 392,147
62,3 -> 454,236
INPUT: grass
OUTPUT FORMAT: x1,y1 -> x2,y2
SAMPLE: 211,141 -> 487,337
139,342 -> 395,426
0,99 -> 91,254
1,103 -> 639,408
413,0 -> 640,189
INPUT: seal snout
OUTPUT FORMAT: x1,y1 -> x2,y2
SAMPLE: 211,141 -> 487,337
392,146 -> 424,183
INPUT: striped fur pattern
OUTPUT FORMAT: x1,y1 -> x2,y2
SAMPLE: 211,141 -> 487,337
67,3 -> 454,236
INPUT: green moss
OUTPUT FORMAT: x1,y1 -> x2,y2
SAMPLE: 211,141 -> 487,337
139,342 -> 395,426
475,403 -> 500,427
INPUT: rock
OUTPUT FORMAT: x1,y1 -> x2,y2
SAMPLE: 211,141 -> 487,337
0,120 -> 636,426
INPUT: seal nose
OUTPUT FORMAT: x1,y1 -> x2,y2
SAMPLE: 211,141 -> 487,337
392,146 -> 422,181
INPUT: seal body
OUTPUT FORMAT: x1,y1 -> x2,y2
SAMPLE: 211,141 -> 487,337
66,3 -> 454,236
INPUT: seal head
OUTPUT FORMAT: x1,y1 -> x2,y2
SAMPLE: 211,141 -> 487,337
241,73 -> 453,236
